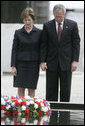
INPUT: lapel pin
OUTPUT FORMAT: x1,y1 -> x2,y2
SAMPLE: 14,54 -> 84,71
66,26 -> 68,28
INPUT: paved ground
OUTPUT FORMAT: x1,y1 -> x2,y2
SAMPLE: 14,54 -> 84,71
1,71 -> 84,104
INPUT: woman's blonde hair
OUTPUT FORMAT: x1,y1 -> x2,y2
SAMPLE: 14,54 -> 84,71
20,8 -> 35,21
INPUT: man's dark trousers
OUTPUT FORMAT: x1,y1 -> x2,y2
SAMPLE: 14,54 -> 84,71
46,63 -> 72,102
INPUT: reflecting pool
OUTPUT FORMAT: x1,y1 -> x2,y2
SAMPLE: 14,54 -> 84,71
1,110 -> 84,125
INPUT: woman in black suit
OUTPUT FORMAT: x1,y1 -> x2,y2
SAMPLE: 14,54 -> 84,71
11,8 -> 42,97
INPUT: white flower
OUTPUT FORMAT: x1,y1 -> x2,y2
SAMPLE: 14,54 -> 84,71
34,103 -> 38,109
1,98 -> 4,101
40,120 -> 44,125
35,99 -> 41,102
33,110 -> 37,113
29,100 -> 34,104
21,118 -> 26,123
7,100 -> 12,103
42,115 -> 48,121
29,123 -> 34,125
13,95 -> 16,98
18,99 -> 22,103
1,110 -> 5,114
25,122 -> 30,125
11,102 -> 15,107
1,100 -> 6,105
46,102 -> 50,107
22,106 -> 26,111
1,122 -> 5,125
33,120 -> 38,125
41,106 -> 48,112
18,113 -> 22,116
26,101 -> 30,106
5,117 -> 10,123
24,95 -> 31,100
6,105 -> 11,110
8,96 -> 11,99
1,111 -> 5,117
10,121 -> 14,125
41,103 -> 44,107
48,106 -> 51,110
34,96 -> 39,99
39,99 -> 42,102
4,96 -> 8,99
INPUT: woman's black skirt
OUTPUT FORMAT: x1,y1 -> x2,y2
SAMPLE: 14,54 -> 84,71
13,61 -> 39,89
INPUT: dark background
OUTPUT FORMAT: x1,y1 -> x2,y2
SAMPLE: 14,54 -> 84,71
1,1 -> 49,24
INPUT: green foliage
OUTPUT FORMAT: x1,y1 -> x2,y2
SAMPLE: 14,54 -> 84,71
18,106 -> 22,113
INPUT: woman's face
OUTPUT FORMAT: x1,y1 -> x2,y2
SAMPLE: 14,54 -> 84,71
23,16 -> 34,28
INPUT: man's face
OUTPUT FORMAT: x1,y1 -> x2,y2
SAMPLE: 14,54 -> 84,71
53,11 -> 65,23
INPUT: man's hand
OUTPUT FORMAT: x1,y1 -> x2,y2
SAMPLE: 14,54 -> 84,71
71,61 -> 78,72
12,66 -> 17,76
40,62 -> 47,71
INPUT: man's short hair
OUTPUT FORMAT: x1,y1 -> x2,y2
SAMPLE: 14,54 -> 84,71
53,4 -> 66,14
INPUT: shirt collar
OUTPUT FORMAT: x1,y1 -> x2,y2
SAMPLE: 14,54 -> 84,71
55,20 -> 64,26
22,25 -> 38,33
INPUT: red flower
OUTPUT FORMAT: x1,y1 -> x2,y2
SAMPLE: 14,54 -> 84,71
43,102 -> 46,106
19,96 -> 24,99
11,96 -> 18,102
43,122 -> 45,125
43,99 -> 46,102
36,102 -> 41,107
13,99 -> 18,102
25,115 -> 29,120
1,105 -> 6,110
14,122 -> 19,125
13,110 -> 18,117
5,111 -> 11,116
25,108 -> 30,116
4,99 -> 8,102
15,101 -> 20,107
1,117 -> 5,121
37,121 -> 41,125
46,110 -> 50,116
33,97 -> 36,100
38,110 -> 43,117
21,123 -> 26,125
21,101 -> 26,106
11,96 -> 15,99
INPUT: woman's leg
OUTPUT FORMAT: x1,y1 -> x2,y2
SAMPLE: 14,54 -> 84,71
18,87 -> 25,96
28,89 -> 35,98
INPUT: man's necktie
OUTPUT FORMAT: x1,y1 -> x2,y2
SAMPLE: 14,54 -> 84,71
58,23 -> 62,40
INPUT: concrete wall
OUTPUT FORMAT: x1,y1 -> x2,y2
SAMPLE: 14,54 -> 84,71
1,23 -> 84,73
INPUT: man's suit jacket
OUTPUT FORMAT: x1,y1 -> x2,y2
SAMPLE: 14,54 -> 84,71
11,26 -> 42,67
40,19 -> 80,71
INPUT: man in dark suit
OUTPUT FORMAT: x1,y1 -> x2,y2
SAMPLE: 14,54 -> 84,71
40,4 -> 80,102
